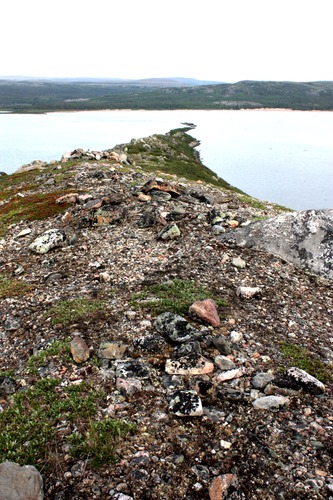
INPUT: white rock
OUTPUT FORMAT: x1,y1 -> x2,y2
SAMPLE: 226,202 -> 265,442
29,229 -> 65,254
236,286 -> 261,299
253,395 -> 289,410
214,367 -> 245,382
230,330 -> 243,343
165,356 -> 214,375
286,367 -> 325,395
169,390 -> 203,417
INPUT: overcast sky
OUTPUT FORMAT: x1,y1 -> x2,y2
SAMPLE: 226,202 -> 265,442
1,0 -> 332,82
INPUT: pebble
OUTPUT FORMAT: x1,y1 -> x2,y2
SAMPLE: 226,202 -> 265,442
157,223 -> 181,240
232,257 -> 246,269
214,355 -> 236,371
214,367 -> 245,383
165,355 -> 214,375
230,330 -> 243,343
236,286 -> 262,299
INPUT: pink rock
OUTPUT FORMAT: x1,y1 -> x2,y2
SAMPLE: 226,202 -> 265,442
209,474 -> 238,500
55,193 -> 78,204
189,299 -> 221,327
70,336 -> 90,363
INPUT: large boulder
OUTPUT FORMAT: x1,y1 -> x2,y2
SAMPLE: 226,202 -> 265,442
0,461 -> 43,499
218,209 -> 333,279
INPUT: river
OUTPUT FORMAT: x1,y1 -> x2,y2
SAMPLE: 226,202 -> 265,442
0,109 -> 332,210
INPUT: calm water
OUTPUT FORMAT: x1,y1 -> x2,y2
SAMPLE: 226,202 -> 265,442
0,109 -> 332,210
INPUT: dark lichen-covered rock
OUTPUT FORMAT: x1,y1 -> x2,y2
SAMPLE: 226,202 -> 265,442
169,390 -> 203,416
154,312 -> 200,343
218,209 -> 333,279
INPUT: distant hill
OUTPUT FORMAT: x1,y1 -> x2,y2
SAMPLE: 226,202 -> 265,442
0,78 -> 332,112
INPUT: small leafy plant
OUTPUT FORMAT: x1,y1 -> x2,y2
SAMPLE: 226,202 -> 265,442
26,339 -> 71,375
0,378 -> 104,466
46,297 -> 106,326
69,418 -> 136,467
131,278 -> 226,315
280,342 -> 332,383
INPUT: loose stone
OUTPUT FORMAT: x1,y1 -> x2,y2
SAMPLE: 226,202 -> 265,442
230,330 -> 243,343
154,312 -> 199,343
165,355 -> 214,375
169,390 -> 203,417
29,229 -> 66,254
157,223 -> 181,240
232,257 -> 246,269
253,395 -> 290,410
286,367 -> 325,395
252,372 -> 275,389
214,367 -> 245,383
188,299 -> 221,327
212,336 -> 232,355
214,355 -> 236,371
236,286 -> 262,299
70,336 -> 90,363
0,461 -> 44,500
209,474 -> 238,500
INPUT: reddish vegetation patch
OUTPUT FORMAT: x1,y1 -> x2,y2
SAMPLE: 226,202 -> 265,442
0,191 -> 74,235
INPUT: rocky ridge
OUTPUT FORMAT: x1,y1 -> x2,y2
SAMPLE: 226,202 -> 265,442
0,129 -> 332,499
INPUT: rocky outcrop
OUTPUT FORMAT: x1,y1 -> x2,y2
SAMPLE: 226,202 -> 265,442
218,209 -> 333,279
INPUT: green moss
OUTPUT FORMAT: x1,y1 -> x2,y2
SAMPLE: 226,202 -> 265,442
131,279 -> 227,315
0,378 -> 106,467
239,193 -> 291,212
69,417 -> 136,467
46,297 -> 106,326
0,274 -> 32,299
26,340 -> 71,375
280,342 -> 332,383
